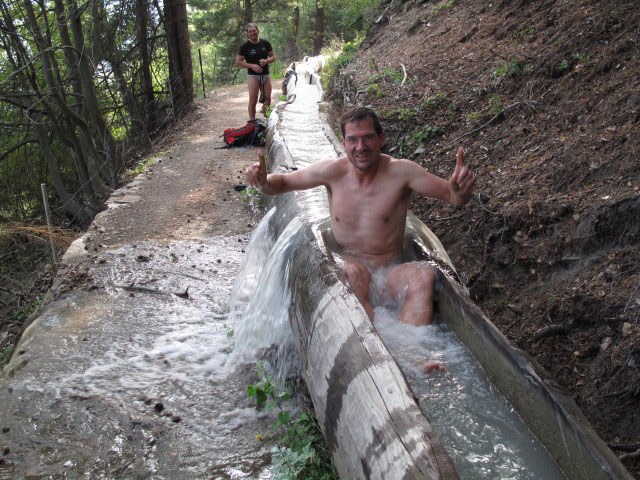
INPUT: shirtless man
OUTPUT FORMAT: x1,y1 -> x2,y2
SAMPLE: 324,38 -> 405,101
236,23 -> 275,119
245,107 -> 476,327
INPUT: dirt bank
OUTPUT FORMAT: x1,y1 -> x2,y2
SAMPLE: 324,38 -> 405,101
328,0 -> 639,475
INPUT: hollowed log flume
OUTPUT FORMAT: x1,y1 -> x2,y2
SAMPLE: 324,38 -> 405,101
262,56 -> 633,480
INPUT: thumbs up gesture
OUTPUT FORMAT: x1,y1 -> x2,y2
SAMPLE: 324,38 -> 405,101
448,147 -> 477,206
245,150 -> 267,189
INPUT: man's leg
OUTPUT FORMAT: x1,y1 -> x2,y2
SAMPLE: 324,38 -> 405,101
262,77 -> 272,113
247,76 -> 260,119
337,256 -> 374,320
384,263 -> 435,326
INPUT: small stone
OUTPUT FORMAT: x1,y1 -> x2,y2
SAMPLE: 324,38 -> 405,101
603,268 -> 615,282
622,322 -> 633,336
154,402 -> 164,413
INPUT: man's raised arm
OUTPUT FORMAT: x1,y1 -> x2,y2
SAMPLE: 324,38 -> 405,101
244,150 -> 330,196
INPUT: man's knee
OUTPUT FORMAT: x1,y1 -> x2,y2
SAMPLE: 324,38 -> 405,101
387,263 -> 434,297
342,262 -> 371,297
411,267 -> 435,293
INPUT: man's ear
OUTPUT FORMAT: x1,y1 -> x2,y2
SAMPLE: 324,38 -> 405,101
379,132 -> 385,148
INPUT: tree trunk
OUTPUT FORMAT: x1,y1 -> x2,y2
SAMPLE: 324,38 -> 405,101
137,0 -> 158,136
33,120 -> 90,220
313,3 -> 324,56
243,0 -> 252,25
66,0 -> 121,186
164,0 -> 194,119
288,4 -> 300,61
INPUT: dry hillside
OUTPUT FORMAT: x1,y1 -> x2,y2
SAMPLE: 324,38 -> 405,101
328,0 -> 639,475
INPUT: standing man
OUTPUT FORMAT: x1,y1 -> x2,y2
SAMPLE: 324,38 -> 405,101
236,23 -> 275,120
245,107 -> 477,327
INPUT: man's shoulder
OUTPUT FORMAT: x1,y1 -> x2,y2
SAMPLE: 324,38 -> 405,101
387,155 -> 421,170
261,39 -> 273,49
306,157 -> 348,178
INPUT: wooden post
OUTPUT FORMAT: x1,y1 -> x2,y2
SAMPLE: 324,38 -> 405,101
40,183 -> 58,263
199,49 -> 206,98
213,53 -> 217,85
167,79 -> 176,121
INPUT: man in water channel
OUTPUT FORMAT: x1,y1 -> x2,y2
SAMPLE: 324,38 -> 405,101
245,107 -> 476,331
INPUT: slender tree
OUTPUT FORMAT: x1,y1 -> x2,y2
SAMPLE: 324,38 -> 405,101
313,0 -> 325,55
164,0 -> 194,118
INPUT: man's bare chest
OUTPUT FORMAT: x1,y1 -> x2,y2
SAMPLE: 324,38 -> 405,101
329,183 -> 410,226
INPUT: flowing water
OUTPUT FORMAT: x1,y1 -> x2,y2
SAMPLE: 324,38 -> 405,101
0,237 -> 286,479
373,303 -> 566,480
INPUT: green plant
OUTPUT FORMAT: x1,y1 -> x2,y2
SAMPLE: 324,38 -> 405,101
433,0 -> 456,14
9,294 -> 44,325
465,111 -> 481,125
334,41 -> 359,67
574,52 -> 589,64
488,94 -> 503,116
322,38 -> 363,92
412,124 -> 442,143
1,294 -> 44,366
493,58 -> 521,78
2,345 -> 14,366
395,124 -> 442,157
366,83 -> 384,98
447,106 -> 455,121
559,59 -> 570,71
124,154 -> 162,181
396,107 -> 416,123
420,92 -> 447,109
383,67 -> 405,85
248,363 -> 338,480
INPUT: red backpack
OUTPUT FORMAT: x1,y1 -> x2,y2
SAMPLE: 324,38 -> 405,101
222,119 -> 266,148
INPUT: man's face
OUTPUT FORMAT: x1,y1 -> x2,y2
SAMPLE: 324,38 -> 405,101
247,26 -> 259,42
342,118 -> 385,171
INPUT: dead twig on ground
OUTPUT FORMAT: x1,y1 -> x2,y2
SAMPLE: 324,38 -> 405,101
619,449 -> 640,462
533,324 -> 569,340
609,443 -> 640,452
114,284 -> 190,299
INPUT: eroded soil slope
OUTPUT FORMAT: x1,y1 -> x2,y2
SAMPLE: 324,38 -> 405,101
329,0 -> 639,475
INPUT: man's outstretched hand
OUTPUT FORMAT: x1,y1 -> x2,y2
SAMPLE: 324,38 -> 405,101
245,150 -> 267,189
448,147 -> 477,206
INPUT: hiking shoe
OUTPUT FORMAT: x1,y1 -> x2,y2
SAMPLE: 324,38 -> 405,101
259,93 -> 266,103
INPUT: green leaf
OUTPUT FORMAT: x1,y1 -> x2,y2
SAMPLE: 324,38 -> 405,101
278,410 -> 291,425
255,390 -> 267,406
